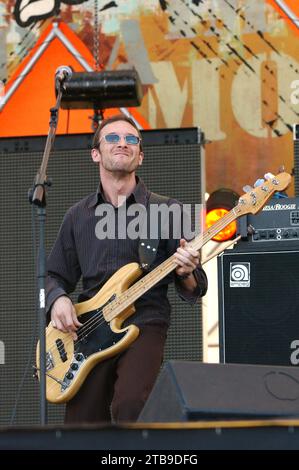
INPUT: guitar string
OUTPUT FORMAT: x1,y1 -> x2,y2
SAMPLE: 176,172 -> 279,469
45,208 -> 239,364
48,201 -> 262,366
45,255 -> 177,392
50,181 -> 277,358
44,180 -> 277,392
45,181 -> 279,389
50,245 -> 191,358
46,251 -> 181,370
46,255 -> 177,359
89,207 -> 240,326
45,214 -> 231,392
50,178 -> 279,356
47,203 -> 257,366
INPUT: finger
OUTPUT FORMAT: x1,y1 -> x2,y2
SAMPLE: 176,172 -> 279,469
54,318 -> 68,333
178,249 -> 200,265
70,331 -> 78,341
177,246 -> 199,259
186,248 -> 199,258
174,252 -> 198,268
176,246 -> 198,258
184,255 -> 200,268
64,317 -> 80,332
56,312 -> 75,332
176,248 -> 195,261
175,258 -> 197,272
62,329 -> 78,341
72,309 -> 83,327
179,238 -> 187,248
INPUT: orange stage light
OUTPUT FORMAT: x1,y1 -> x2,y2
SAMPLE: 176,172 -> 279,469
206,188 -> 240,242
206,208 -> 237,242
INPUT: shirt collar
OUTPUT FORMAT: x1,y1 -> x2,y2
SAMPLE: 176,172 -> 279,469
87,176 -> 149,208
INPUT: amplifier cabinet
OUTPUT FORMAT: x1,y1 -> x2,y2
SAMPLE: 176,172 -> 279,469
218,243 -> 299,366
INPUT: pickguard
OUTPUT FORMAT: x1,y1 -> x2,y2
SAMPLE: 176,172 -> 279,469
74,303 -> 126,359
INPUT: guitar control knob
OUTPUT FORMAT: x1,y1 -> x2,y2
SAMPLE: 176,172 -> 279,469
71,363 -> 79,371
66,372 -> 74,380
75,354 -> 83,361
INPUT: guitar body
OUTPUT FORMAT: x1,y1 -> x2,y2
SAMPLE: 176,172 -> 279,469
36,262 -> 143,404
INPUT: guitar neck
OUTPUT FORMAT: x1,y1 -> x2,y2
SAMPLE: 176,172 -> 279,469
103,171 -> 292,321
195,206 -> 242,249
104,207 -> 240,322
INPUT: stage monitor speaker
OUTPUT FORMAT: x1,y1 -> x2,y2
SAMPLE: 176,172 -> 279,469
138,360 -> 299,422
0,128 -> 204,426
218,243 -> 299,366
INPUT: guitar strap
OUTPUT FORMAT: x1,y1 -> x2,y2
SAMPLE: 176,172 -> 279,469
138,191 -> 170,271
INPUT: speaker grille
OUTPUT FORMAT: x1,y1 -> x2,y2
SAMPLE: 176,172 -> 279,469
0,129 -> 204,425
218,246 -> 299,366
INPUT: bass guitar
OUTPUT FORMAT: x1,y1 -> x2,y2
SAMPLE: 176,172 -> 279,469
36,171 -> 291,403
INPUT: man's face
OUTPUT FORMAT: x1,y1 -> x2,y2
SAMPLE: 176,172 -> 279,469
92,121 -> 143,175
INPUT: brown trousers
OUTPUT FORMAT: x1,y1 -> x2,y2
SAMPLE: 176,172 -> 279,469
65,323 -> 168,424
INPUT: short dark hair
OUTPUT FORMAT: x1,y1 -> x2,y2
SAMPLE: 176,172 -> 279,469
92,113 -> 143,151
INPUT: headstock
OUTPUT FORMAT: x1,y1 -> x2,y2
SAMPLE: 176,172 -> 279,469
234,172 -> 291,217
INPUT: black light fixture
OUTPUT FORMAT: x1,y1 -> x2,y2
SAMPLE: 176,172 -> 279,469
60,69 -> 143,110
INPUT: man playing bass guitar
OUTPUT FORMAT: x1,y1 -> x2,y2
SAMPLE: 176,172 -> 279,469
46,114 -> 208,424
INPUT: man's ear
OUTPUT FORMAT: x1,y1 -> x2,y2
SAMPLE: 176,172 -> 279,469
91,147 -> 101,163
138,151 -> 144,166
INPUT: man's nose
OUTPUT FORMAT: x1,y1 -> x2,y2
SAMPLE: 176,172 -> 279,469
117,136 -> 127,146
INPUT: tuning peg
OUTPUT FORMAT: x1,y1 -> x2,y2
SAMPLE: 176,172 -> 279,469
264,172 -> 274,180
247,224 -> 256,235
243,185 -> 253,193
253,178 -> 265,188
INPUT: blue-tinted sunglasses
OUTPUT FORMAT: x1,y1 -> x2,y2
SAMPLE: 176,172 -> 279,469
100,133 -> 141,145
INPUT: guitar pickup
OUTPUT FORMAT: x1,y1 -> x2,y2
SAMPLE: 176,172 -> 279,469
56,338 -> 68,363
46,351 -> 54,370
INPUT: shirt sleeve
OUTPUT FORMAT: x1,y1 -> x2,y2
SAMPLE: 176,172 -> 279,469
174,264 -> 208,304
46,207 -> 81,313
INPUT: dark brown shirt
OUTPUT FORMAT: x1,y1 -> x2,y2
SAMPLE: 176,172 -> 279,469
46,178 -> 208,327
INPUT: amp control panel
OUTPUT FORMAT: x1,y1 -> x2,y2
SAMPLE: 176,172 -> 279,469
239,198 -> 299,243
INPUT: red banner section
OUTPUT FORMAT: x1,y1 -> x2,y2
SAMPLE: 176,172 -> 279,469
267,0 -> 299,35
0,22 -> 149,137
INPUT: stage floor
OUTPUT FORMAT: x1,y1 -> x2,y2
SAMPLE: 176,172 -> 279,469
1,419 -> 299,450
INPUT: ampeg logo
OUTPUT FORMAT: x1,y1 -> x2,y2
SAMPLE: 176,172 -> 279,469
230,262 -> 250,287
